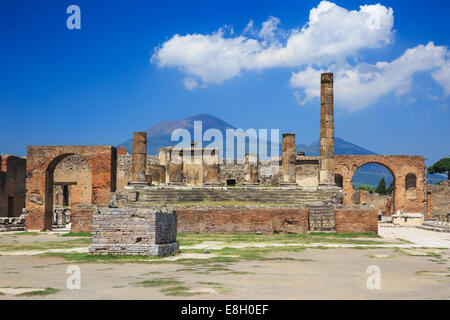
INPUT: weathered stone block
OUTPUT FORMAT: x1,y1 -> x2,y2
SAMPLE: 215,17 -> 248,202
89,207 -> 179,257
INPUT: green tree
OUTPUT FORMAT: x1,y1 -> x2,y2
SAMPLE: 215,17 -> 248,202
376,178 -> 387,195
386,181 -> 395,194
428,157 -> 450,181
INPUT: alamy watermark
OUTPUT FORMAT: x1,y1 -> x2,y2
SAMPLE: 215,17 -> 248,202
66,5 -> 81,30
169,121 -> 280,165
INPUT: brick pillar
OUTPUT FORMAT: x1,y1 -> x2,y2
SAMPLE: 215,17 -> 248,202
131,132 -> 147,183
427,190 -> 432,220
319,73 -> 335,185
281,133 -> 296,184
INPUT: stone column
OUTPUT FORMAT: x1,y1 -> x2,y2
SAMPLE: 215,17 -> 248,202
319,73 -> 335,186
281,133 -> 296,185
244,154 -> 259,185
131,132 -> 148,184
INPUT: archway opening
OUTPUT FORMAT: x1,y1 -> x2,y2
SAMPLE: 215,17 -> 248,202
352,163 -> 395,216
45,154 -> 92,230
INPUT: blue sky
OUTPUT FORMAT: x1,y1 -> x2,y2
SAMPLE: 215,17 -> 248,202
0,0 -> 449,165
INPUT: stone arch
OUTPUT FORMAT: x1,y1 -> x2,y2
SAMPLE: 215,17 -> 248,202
334,155 -> 426,214
25,146 -> 116,231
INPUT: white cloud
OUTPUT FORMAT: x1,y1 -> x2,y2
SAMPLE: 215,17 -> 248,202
432,61 -> 450,96
152,1 -> 394,87
183,77 -> 199,90
151,0 -> 450,111
290,42 -> 449,111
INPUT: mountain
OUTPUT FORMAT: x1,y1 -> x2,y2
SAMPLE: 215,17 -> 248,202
117,114 -> 445,186
118,114 -> 235,155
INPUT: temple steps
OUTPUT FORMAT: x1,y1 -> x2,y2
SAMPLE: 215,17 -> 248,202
136,188 -> 321,204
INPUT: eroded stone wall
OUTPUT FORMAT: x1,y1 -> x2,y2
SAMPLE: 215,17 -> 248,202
0,155 -> 26,217
428,183 -> 450,217
354,190 -> 390,215
53,155 -> 92,206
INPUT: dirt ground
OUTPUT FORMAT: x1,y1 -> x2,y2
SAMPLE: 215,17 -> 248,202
0,227 -> 449,300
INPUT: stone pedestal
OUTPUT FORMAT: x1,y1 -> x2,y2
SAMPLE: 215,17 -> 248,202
89,207 -> 179,257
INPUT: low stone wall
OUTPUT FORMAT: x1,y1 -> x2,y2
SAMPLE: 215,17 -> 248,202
0,216 -> 25,232
71,204 -> 96,233
89,207 -> 179,257
392,213 -> 424,227
334,209 -> 378,234
177,207 -> 309,234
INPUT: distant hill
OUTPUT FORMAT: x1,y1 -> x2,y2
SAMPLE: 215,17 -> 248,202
117,114 -> 445,186
118,114 -> 235,155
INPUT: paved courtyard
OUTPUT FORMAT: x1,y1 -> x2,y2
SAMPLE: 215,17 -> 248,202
0,226 -> 449,299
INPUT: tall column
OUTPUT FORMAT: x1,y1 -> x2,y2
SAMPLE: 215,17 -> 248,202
131,132 -> 148,183
281,133 -> 296,185
319,73 -> 335,185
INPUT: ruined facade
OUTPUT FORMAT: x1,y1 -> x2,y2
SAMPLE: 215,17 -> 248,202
0,155 -> 26,217
25,146 -> 117,231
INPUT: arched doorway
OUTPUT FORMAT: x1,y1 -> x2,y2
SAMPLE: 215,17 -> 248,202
51,155 -> 92,229
352,163 -> 395,216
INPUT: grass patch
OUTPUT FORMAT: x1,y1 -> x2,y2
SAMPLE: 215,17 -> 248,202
61,232 -> 92,237
0,238 -> 91,252
160,286 -> 196,297
396,238 -> 413,244
15,287 -> 60,297
0,292 -> 4,296
177,232 -> 382,247
215,287 -> 232,294
42,252 -> 162,263
134,278 -> 182,287
198,281 -> 222,286
9,232 -> 40,236
366,254 -> 396,259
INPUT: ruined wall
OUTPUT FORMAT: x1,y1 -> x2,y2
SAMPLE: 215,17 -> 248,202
116,154 -> 159,190
0,155 -> 26,217
70,203 -> 96,233
53,155 -> 92,206
296,158 -> 319,187
428,183 -> 450,217
177,207 -> 309,234
334,208 -> 378,234
354,190 -> 390,215
25,146 -> 117,231
335,155 -> 426,213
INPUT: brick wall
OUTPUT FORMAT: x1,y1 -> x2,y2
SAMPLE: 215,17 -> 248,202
177,207 -> 309,234
334,208 -> 378,234
70,203 -> 96,233
0,155 -> 26,217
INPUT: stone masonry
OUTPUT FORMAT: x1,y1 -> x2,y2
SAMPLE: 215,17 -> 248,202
319,73 -> 335,186
89,207 -> 179,257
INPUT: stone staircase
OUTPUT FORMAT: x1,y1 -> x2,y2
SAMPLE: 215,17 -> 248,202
136,187 -> 321,205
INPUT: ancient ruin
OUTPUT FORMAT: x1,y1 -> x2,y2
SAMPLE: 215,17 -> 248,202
0,72 -> 442,236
